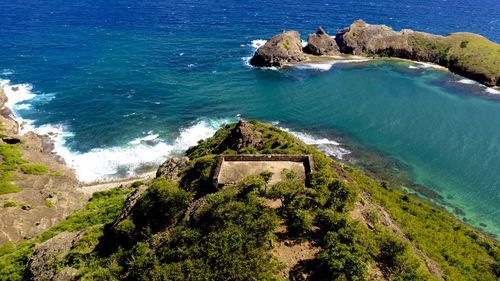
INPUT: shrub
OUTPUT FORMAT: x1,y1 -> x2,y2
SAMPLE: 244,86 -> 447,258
3,200 -> 17,208
44,198 -> 54,208
133,179 -> 191,232
20,164 -> 48,175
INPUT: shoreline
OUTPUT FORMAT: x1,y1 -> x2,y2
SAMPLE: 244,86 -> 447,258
0,84 -> 158,191
286,55 -> 500,95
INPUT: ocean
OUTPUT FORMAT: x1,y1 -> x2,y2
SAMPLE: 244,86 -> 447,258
0,0 -> 499,235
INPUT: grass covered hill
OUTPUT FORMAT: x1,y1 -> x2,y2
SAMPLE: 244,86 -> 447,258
0,120 -> 498,281
335,20 -> 500,86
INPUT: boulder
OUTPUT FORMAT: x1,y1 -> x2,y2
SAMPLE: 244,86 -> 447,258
217,120 -> 263,152
250,31 -> 306,67
156,156 -> 190,181
303,26 -> 339,55
335,20 -> 407,55
23,231 -> 80,281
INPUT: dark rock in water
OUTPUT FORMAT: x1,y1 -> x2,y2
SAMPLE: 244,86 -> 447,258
11,86 -> 19,91
2,137 -> 21,144
156,156 -> 190,181
249,30 -> 306,67
303,26 -> 339,55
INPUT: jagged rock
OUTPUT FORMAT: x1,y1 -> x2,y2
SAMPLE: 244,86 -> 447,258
23,231 -> 80,281
156,156 -> 190,181
250,31 -> 306,67
335,20 -> 410,55
11,86 -> 19,91
110,185 -> 147,227
218,120 -> 263,152
303,26 -> 339,55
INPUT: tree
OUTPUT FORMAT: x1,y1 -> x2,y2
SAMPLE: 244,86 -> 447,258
259,170 -> 274,194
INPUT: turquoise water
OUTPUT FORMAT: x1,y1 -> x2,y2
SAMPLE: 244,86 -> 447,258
0,0 -> 499,235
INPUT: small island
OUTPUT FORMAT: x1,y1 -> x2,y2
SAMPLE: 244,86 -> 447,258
250,20 -> 500,87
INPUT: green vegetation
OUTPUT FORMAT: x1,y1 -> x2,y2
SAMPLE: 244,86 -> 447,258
3,200 -> 17,208
0,186 -> 132,280
0,123 -> 50,194
49,171 -> 64,177
20,164 -> 48,175
0,143 -> 26,195
44,198 -> 54,208
409,32 -> 500,85
348,168 -> 500,280
0,121 -> 498,280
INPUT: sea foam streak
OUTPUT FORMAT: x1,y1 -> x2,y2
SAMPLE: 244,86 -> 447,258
279,126 -> 351,159
456,78 -> 477,85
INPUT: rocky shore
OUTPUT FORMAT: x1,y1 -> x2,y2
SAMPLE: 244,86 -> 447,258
250,20 -> 500,87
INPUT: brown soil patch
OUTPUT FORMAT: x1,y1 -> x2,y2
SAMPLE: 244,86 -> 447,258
272,224 -> 320,280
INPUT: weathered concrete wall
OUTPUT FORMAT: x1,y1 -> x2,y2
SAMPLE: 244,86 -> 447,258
213,154 -> 314,188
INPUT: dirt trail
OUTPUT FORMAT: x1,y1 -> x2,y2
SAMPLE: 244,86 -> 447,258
78,172 -> 156,195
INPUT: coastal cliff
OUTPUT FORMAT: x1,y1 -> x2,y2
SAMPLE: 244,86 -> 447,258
250,20 -> 500,87
335,20 -> 500,86
2,121 -> 498,281
0,87 -> 85,245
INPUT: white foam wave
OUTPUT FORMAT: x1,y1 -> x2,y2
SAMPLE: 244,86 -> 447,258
251,39 -> 266,50
301,40 -> 307,48
129,132 -> 159,145
415,62 -> 447,70
296,63 -> 334,71
0,79 -> 36,111
41,118 -> 232,183
280,127 -> 351,159
456,78 -> 477,85
1,78 -> 235,183
485,87 -> 500,95
294,58 -> 370,72
1,69 -> 14,76
408,65 -> 418,69
16,104 -> 31,110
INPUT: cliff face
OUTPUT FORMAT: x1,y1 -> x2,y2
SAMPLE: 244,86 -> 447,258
303,26 -> 339,56
250,20 -> 500,87
249,31 -> 306,67
335,20 -> 500,86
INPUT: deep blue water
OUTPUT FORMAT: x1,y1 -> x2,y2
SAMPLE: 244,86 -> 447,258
0,0 -> 499,235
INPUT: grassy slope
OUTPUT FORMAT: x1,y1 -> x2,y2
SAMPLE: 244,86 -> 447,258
0,187 -> 132,280
0,124 -> 49,195
0,121 -> 498,280
408,32 -> 499,85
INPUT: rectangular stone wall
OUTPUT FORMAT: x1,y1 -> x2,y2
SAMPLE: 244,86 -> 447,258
213,154 -> 314,188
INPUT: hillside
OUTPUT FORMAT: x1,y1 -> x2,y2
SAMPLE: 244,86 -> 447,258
0,120 -> 498,280
335,20 -> 500,86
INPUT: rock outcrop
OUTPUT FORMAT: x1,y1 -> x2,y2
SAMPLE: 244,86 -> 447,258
23,232 -> 80,281
249,31 -> 306,67
303,26 -> 339,55
217,120 -> 263,152
156,156 -> 190,181
335,20 -> 500,86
